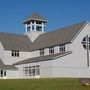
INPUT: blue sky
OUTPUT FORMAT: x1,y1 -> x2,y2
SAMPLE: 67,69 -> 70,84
0,0 -> 90,34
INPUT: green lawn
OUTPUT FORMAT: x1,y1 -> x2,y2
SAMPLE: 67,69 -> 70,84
0,78 -> 90,90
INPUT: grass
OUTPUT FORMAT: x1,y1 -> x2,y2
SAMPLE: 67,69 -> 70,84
0,78 -> 90,90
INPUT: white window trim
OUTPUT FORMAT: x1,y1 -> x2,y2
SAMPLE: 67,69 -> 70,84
49,47 -> 54,54
12,50 -> 19,57
23,65 -> 40,76
59,45 -> 65,53
40,49 -> 44,56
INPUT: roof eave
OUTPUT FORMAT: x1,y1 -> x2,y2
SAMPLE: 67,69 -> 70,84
23,18 -> 47,24
31,42 -> 71,52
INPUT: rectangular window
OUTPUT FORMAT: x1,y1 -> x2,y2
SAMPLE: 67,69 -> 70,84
49,47 -> 54,54
40,49 -> 44,56
59,45 -> 65,53
27,26 -> 30,32
23,65 -> 40,76
25,67 -> 28,76
36,65 -> 40,75
29,67 -> 32,76
32,66 -> 35,76
36,26 -> 42,31
32,25 -> 34,30
12,50 -> 19,57
4,71 -> 6,76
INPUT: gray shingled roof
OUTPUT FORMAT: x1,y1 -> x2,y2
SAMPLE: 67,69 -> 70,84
14,51 -> 72,65
0,59 -> 18,70
0,32 -> 32,51
23,13 -> 47,24
0,21 -> 87,52
31,21 -> 87,51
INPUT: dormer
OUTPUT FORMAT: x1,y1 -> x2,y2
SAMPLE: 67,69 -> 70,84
23,13 -> 47,42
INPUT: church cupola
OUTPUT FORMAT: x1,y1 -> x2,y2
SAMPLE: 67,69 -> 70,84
23,13 -> 47,42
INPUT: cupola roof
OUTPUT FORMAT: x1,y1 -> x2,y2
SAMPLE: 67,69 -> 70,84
23,13 -> 47,24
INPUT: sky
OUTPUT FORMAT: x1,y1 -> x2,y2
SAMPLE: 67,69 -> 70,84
0,0 -> 90,34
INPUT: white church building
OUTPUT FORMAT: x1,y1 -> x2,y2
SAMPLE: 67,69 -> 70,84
0,13 -> 90,79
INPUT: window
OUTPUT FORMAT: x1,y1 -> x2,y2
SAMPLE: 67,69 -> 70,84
49,47 -> 54,54
59,45 -> 65,53
36,26 -> 42,31
4,71 -> 6,76
36,65 -> 40,75
23,65 -> 40,76
29,66 -> 32,76
1,70 -> 3,77
12,50 -> 19,57
32,66 -> 35,76
40,49 -> 44,56
24,67 -> 28,76
27,26 -> 30,32
32,25 -> 34,30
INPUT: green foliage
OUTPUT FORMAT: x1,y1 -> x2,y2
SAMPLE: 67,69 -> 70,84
0,78 -> 90,90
